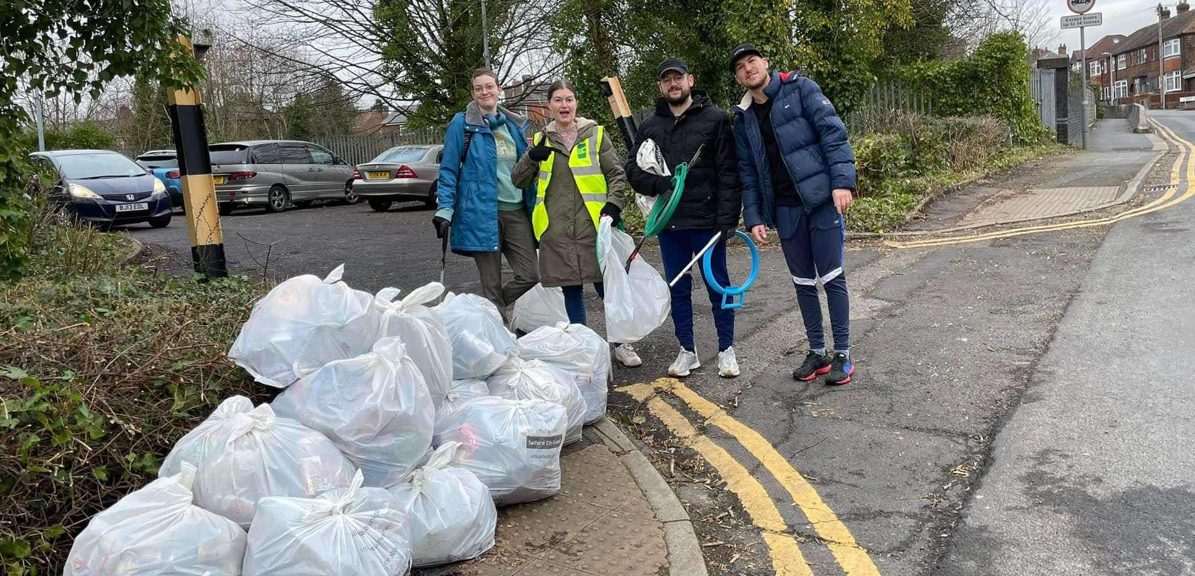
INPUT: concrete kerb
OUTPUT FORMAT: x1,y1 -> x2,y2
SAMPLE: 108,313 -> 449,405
591,417 -> 709,576
850,131 -> 1170,240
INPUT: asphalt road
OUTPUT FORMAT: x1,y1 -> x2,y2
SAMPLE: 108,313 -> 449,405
126,114 -> 1193,575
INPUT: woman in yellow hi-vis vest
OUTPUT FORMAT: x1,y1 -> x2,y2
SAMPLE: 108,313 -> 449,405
511,80 -> 640,367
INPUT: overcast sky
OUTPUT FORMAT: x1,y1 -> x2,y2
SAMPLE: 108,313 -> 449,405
1048,0 -> 1175,53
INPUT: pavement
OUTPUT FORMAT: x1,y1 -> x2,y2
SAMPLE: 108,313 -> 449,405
124,112 -> 1194,575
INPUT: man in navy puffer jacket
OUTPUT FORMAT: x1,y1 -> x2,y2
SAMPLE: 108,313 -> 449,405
729,44 -> 858,385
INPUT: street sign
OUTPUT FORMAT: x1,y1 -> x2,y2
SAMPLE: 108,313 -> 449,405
1061,13 -> 1102,29
1181,96 -> 1195,103
1068,0 -> 1096,14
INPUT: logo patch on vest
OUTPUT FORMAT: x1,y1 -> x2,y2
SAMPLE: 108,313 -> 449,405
576,140 -> 589,160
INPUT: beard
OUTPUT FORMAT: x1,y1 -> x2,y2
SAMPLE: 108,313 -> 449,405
745,74 -> 768,91
664,87 -> 691,105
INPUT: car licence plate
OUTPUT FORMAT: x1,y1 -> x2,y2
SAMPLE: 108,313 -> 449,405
212,175 -> 227,185
115,203 -> 149,213
366,171 -> 390,180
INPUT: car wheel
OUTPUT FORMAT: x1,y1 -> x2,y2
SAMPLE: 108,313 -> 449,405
424,181 -> 438,208
218,203 -> 234,216
266,186 -> 289,213
344,183 -> 360,204
368,198 -> 393,212
148,214 -> 171,228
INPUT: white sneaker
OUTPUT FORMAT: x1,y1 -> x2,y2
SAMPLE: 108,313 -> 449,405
668,348 -> 701,377
614,344 -> 642,367
717,346 -> 740,378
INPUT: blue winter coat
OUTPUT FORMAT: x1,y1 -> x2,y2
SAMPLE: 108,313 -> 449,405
732,71 -> 857,228
435,102 -> 535,253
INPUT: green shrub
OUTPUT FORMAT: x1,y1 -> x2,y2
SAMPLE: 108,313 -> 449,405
0,216 -> 274,575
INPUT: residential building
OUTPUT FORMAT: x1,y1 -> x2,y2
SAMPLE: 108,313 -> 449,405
1090,2 -> 1195,107
1073,34 -> 1128,103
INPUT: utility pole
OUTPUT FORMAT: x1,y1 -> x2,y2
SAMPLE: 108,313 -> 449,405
1160,3 -> 1167,110
1081,24 -> 1088,149
481,0 -> 490,68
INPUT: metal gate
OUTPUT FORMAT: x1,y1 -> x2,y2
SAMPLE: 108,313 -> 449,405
1030,69 -> 1057,136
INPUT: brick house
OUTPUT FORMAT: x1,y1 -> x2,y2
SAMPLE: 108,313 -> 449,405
1074,34 -> 1127,101
1089,3 -> 1195,107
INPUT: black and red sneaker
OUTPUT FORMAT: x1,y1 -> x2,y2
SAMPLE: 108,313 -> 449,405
793,351 -> 831,381
825,352 -> 854,385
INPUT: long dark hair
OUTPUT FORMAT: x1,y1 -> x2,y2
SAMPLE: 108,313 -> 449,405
547,79 -> 577,100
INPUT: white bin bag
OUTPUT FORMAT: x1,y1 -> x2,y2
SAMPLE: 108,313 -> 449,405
229,265 -> 376,388
510,283 -> 569,334
597,217 -> 670,344
65,463 -> 246,576
373,283 -> 452,409
434,378 -> 490,428
518,322 -> 611,423
243,470 -> 412,576
434,292 -> 517,379
272,337 -> 435,486
433,396 -> 566,505
387,442 -> 497,567
486,357 -> 587,445
159,396 -> 356,529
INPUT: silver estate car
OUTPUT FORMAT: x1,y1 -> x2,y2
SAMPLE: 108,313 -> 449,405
352,145 -> 444,212
209,140 -> 356,214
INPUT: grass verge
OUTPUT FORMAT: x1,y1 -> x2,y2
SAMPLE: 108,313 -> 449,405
0,210 -> 274,575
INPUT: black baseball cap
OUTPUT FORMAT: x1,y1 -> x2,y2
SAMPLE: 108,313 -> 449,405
729,43 -> 764,72
657,58 -> 690,79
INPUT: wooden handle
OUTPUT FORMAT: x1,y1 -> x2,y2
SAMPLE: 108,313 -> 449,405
601,76 -> 633,119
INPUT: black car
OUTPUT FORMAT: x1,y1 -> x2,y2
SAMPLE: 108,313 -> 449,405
31,150 -> 173,229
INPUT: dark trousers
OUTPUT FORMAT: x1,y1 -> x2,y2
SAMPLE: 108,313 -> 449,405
776,204 -> 850,351
658,228 -> 735,352
561,283 -> 605,326
472,209 -> 539,315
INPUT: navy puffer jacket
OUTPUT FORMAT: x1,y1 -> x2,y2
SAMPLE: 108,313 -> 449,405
732,71 -> 856,228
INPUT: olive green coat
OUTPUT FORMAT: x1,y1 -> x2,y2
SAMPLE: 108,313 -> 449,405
511,118 -> 629,287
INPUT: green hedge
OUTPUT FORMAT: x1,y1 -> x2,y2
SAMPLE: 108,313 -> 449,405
896,31 -> 1050,145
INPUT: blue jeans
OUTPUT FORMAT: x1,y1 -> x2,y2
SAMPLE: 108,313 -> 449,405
561,283 -> 604,326
658,229 -> 735,352
776,204 -> 849,351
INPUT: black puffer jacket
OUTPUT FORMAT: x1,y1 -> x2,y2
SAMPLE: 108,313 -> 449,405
625,91 -> 741,231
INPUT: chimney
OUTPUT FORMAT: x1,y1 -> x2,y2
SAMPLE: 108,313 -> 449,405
1179,2 -> 1190,14
1161,6 -> 1172,19
1059,43 -> 1067,55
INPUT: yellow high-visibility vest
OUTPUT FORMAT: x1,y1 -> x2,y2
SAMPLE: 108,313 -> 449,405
531,126 -> 607,240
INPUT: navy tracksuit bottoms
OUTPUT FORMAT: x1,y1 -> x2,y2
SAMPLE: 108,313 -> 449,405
658,228 -> 735,352
776,203 -> 850,351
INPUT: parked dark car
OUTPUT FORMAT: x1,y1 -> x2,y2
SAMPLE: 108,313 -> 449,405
31,150 -> 172,229
352,145 -> 444,212
135,149 -> 184,209
209,140 -> 356,215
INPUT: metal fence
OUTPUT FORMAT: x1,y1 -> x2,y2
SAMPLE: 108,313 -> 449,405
314,127 -> 444,165
845,80 -> 933,134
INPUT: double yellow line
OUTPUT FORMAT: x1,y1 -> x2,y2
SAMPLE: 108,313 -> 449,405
885,119 -> 1194,249
619,379 -> 881,576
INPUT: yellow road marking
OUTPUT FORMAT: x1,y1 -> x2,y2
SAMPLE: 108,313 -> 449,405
664,380 -> 882,576
885,118 -> 1193,249
621,383 -> 815,576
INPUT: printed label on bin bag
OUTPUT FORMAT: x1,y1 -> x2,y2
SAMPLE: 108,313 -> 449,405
526,435 -> 564,450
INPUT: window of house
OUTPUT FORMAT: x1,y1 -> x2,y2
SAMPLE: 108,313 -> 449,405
1090,61 -> 1101,76
1138,49 -> 1148,64
1164,38 -> 1181,58
1117,54 -> 1127,70
1115,80 -> 1129,100
1165,71 -> 1182,92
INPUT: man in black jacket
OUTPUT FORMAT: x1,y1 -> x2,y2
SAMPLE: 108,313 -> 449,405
626,58 -> 743,379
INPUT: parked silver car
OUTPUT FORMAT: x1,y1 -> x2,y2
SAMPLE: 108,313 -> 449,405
209,140 -> 356,214
352,145 -> 444,212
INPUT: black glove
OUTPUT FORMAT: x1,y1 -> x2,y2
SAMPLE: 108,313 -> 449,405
432,215 -> 451,239
527,136 -> 553,162
719,224 -> 738,241
600,202 -> 622,227
652,175 -> 674,196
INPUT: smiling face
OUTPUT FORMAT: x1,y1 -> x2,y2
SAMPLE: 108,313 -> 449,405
734,55 -> 770,90
657,71 -> 694,106
471,72 -> 500,111
549,86 -> 577,125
